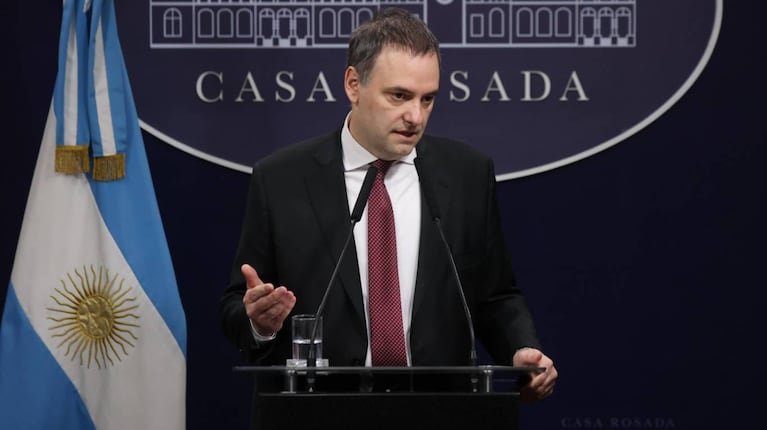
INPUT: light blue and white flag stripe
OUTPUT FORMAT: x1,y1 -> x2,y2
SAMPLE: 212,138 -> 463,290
88,0 -> 125,160
0,0 -> 187,428
54,0 -> 89,150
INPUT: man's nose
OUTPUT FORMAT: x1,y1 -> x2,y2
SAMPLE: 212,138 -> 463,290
403,101 -> 426,126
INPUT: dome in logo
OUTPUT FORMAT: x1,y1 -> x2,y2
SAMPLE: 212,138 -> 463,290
120,0 -> 722,180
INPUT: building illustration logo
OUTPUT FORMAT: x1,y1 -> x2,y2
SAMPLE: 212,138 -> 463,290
121,1 -> 721,179
149,0 -> 635,49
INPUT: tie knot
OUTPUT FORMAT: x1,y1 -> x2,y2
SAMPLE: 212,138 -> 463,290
372,159 -> 394,177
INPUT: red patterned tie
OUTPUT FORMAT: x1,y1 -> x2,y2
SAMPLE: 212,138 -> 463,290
368,159 -> 408,366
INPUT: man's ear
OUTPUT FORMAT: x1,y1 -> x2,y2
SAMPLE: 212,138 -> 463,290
344,66 -> 360,105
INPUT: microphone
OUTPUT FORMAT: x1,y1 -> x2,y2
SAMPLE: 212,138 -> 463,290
414,157 -> 479,392
350,165 -> 378,222
305,164 -> 378,390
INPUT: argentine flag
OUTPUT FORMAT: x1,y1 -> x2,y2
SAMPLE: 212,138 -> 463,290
0,0 -> 187,428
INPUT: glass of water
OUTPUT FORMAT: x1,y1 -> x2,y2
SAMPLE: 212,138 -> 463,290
287,314 -> 327,367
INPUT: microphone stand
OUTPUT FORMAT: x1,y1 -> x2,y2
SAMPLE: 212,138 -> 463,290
414,157 -> 479,392
433,216 -> 479,393
305,165 -> 378,392
305,224 -> 355,392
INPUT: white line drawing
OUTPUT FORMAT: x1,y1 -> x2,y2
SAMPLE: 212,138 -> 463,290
150,0 -> 636,49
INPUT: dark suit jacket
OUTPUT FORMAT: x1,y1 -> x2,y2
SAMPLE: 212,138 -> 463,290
220,130 -> 541,372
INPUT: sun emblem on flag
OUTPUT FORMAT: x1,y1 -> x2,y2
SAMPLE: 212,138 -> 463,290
48,265 -> 140,369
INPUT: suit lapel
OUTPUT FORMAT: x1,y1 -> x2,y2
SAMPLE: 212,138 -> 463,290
412,137 -> 452,320
304,134 -> 366,328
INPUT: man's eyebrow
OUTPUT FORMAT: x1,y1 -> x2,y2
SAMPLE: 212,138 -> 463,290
385,87 -> 439,97
385,86 -> 413,94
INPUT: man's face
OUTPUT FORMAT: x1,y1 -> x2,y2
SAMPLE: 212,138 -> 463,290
345,46 -> 440,161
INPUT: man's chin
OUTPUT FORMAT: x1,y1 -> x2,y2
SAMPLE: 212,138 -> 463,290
393,135 -> 422,149
393,143 -> 418,157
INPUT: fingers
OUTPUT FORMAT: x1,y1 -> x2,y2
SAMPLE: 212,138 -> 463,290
519,367 -> 556,401
526,364 -> 557,400
246,286 -> 296,334
251,286 -> 295,320
514,348 -> 558,402
513,347 -> 543,366
270,288 -> 296,325
240,264 -> 296,334
241,264 -> 264,289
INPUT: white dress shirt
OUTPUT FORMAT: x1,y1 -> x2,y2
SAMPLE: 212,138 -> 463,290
341,114 -> 421,366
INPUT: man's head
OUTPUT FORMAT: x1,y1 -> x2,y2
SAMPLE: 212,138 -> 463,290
347,8 -> 441,85
344,8 -> 441,161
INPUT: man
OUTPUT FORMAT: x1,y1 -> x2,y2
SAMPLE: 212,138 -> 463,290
220,7 -> 557,401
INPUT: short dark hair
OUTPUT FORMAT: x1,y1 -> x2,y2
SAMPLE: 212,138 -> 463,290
347,8 -> 441,84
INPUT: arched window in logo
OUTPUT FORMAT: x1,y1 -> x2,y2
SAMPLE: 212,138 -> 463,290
218,9 -> 234,38
296,9 -> 310,41
198,9 -> 214,39
357,8 -> 374,27
489,8 -> 506,39
517,8 -> 533,38
537,8 -> 552,37
616,7 -> 633,42
580,8 -> 596,44
339,8 -> 355,37
556,8 -> 572,37
599,8 -> 614,39
277,9 -> 291,39
320,9 -> 335,37
237,9 -> 253,38
163,8 -> 183,39
258,9 -> 275,44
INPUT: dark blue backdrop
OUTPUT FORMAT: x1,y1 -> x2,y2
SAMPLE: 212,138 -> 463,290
2,1 -> 764,429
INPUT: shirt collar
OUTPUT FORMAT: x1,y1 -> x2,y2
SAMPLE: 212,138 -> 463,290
341,112 -> 417,172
